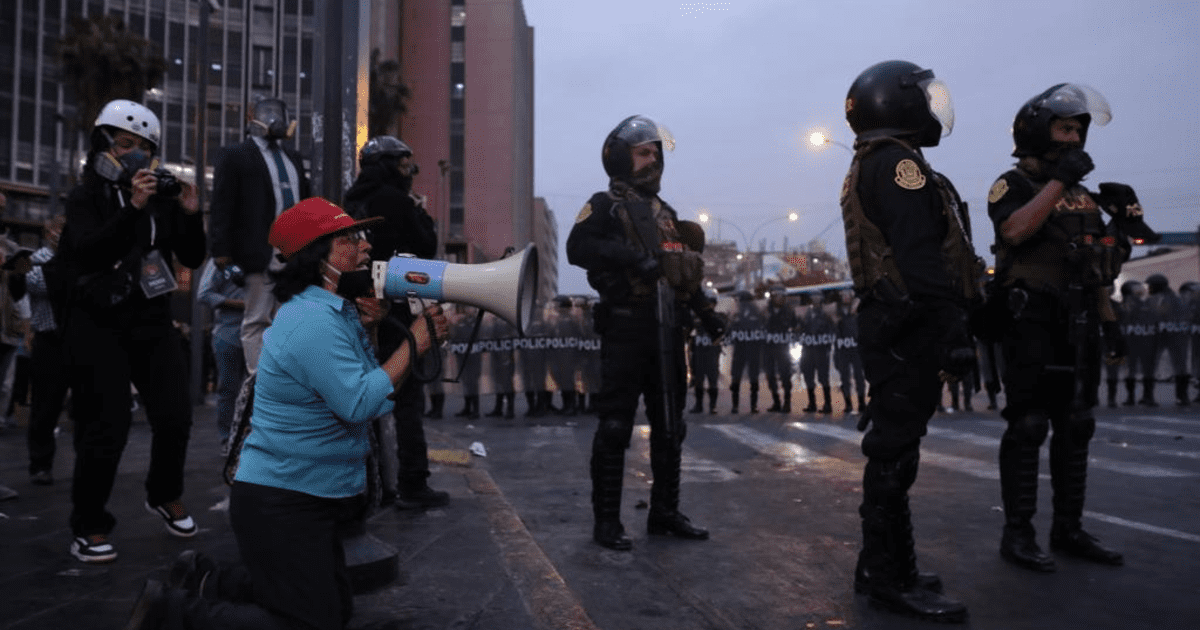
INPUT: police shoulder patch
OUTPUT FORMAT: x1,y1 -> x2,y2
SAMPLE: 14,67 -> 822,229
893,159 -> 926,190
575,203 -> 592,224
988,178 -> 1009,204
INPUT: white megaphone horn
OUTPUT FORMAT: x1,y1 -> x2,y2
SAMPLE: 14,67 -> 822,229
371,243 -> 539,336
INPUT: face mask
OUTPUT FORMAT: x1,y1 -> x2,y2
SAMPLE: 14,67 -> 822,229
94,150 -> 157,186
324,262 -> 374,299
629,160 -> 663,195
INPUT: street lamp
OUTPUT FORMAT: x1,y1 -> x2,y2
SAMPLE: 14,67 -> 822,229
698,211 -> 800,290
808,131 -> 853,153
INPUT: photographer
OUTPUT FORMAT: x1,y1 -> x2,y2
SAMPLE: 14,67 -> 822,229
57,99 -> 205,563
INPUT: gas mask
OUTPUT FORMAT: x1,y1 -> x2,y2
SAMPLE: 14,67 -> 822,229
248,99 -> 296,141
94,147 -> 159,187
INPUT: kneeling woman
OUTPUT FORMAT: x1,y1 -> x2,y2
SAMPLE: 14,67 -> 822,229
126,197 -> 448,630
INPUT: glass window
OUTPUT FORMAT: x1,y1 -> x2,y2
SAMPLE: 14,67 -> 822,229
252,45 -> 273,88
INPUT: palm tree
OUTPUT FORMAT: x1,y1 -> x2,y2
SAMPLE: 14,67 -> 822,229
368,48 -> 411,138
58,14 -> 168,178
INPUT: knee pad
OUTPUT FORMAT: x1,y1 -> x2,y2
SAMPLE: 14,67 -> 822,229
594,417 -> 632,451
1058,411 -> 1096,444
1008,411 -> 1050,445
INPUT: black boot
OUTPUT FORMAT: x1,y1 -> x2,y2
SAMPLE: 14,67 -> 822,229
1106,379 -> 1119,408
749,387 -> 759,413
820,385 -> 833,414
803,389 -> 818,413
857,389 -> 867,415
485,395 -> 504,417
1141,377 -> 1158,406
425,393 -> 444,419
781,386 -> 792,413
591,444 -> 631,551
1175,375 -> 1191,406
1123,377 -> 1137,406
707,388 -> 718,414
766,389 -> 782,412
691,386 -> 704,413
729,387 -> 739,414
842,386 -> 854,414
1048,430 -> 1123,565
525,392 -> 541,417
467,395 -> 480,419
562,391 -> 579,416
856,455 -> 967,623
540,391 -> 558,415
503,393 -> 515,419
397,475 -> 450,510
998,422 -> 1056,572
454,397 -> 473,417
647,442 -> 708,540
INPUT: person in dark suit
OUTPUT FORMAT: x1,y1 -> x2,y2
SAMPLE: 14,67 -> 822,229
209,97 -> 311,375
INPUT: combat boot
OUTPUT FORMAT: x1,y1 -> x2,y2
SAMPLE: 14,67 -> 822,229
562,391 -> 579,416
803,389 -> 818,413
524,392 -> 542,417
1049,433 -> 1123,566
707,388 -> 718,414
749,387 -> 759,413
503,393 -> 515,419
1175,375 -> 1191,406
591,446 -> 631,551
648,445 -> 709,540
485,395 -> 504,417
691,386 -> 704,413
999,424 -> 1056,572
729,387 -> 739,414
1140,377 -> 1158,406
1122,377 -> 1137,406
820,386 -> 833,414
766,389 -> 782,412
842,386 -> 854,414
781,387 -> 792,413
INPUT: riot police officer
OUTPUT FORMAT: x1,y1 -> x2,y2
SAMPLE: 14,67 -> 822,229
1145,274 -> 1190,406
727,293 -> 764,413
1120,280 -> 1156,405
566,115 -> 725,551
988,83 -> 1132,573
762,285 -> 796,413
688,290 -> 722,414
841,60 -> 978,622
833,290 -> 867,414
798,293 -> 835,414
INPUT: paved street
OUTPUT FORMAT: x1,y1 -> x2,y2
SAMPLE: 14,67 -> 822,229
1,383 -> 1196,629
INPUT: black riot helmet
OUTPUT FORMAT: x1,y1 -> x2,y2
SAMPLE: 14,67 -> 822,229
601,115 -> 675,181
360,135 -> 414,169
1146,273 -> 1169,294
248,98 -> 295,140
1011,83 -> 1111,157
845,60 -> 953,147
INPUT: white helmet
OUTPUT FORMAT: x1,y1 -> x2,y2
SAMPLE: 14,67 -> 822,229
94,99 -> 161,150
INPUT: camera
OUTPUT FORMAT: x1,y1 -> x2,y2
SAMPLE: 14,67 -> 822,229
223,264 -> 246,287
152,167 -> 182,198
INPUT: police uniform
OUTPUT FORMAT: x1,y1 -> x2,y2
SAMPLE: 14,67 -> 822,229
689,327 -> 722,414
727,299 -> 764,413
840,60 -> 975,622
1145,275 -> 1191,406
762,293 -> 797,412
1121,283 -> 1157,405
988,82 -> 1130,572
566,115 -> 722,551
798,302 -> 835,413
833,299 -> 867,414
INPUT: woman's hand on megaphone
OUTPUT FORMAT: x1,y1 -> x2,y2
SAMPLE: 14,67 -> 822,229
355,297 -> 390,330
414,304 -> 450,355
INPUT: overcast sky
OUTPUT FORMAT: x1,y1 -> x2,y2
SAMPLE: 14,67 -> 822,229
519,0 -> 1200,296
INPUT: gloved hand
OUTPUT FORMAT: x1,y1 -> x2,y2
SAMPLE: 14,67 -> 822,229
936,303 -> 976,381
1098,182 -> 1161,244
1050,148 -> 1094,187
698,309 -> 727,341
1101,319 -> 1127,365
634,255 -> 660,282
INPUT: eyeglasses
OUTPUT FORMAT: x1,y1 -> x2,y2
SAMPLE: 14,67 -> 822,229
336,230 -> 369,244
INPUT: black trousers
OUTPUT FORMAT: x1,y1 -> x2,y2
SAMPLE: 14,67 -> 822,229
227,481 -> 361,630
762,343 -> 793,392
27,329 -> 71,474
377,314 -> 430,489
65,306 -> 192,536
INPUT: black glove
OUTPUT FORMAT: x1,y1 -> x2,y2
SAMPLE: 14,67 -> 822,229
1050,148 -> 1094,187
698,309 -> 727,341
1097,182 -> 1161,244
634,255 -> 660,282
1101,319 -> 1127,365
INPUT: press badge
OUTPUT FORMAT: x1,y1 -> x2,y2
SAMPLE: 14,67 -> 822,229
139,249 -> 178,298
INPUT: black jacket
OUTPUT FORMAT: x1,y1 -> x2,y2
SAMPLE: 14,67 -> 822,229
209,138 -> 310,273
343,163 -> 437,261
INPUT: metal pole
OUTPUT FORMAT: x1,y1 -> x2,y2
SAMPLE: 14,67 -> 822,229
190,0 -> 213,405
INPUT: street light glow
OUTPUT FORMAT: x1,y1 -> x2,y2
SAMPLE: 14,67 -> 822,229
809,132 -> 827,147
787,211 -> 799,222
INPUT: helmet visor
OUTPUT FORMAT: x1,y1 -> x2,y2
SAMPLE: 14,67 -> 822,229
920,78 -> 954,137
616,116 -> 676,152
1041,83 -> 1112,127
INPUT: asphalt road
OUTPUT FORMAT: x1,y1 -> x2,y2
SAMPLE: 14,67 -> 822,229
451,387 -> 1200,630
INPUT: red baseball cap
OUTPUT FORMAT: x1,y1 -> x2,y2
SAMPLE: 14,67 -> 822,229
268,197 -> 383,260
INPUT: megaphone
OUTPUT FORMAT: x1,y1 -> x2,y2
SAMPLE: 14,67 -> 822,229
371,243 -> 539,335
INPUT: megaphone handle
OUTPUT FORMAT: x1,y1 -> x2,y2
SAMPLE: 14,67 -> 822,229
443,307 -> 487,384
